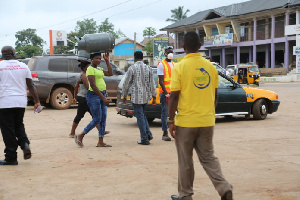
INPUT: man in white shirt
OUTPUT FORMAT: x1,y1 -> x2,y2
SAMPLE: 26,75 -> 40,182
157,46 -> 174,141
0,46 -> 41,165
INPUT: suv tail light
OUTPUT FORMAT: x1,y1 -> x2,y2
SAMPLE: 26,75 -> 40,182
31,72 -> 39,81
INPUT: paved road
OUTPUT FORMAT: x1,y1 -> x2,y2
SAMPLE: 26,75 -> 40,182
0,82 -> 299,200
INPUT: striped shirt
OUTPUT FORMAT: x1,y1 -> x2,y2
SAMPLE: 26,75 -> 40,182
122,61 -> 156,104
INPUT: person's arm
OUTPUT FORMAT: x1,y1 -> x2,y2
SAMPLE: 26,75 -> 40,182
158,75 -> 168,95
168,91 -> 180,139
73,79 -> 79,104
26,78 -> 41,111
102,52 -> 113,76
87,75 -> 109,106
81,72 -> 89,89
122,68 -> 133,103
215,88 -> 218,108
149,67 -> 156,106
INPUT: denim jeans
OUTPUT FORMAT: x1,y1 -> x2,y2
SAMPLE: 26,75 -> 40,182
0,108 -> 30,161
83,90 -> 107,137
160,93 -> 168,132
132,104 -> 152,142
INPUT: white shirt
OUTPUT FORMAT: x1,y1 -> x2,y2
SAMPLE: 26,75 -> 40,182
157,61 -> 174,76
0,60 -> 32,108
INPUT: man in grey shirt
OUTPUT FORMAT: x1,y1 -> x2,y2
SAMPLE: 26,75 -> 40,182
122,51 -> 156,145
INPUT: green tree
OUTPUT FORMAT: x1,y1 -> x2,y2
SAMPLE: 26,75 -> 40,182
67,31 -> 81,53
15,28 -> 45,58
53,46 -> 70,54
143,40 -> 153,56
75,18 -> 98,37
98,18 -> 126,39
166,6 -> 190,22
143,27 -> 156,40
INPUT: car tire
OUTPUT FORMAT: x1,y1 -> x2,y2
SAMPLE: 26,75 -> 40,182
253,99 -> 268,120
50,87 -> 73,110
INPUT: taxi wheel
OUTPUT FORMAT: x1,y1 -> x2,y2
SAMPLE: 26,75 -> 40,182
253,99 -> 268,120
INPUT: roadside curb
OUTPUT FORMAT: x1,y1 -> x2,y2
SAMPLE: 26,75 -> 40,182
260,74 -> 300,83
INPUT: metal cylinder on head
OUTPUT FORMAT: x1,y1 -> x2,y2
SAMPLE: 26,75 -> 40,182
77,50 -> 91,62
77,33 -> 115,53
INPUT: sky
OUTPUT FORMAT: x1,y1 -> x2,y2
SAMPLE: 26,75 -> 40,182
0,0 -> 249,52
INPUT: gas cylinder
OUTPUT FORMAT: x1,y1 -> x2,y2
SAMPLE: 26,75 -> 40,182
77,33 -> 115,53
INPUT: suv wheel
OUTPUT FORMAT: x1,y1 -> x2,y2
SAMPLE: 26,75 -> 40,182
50,87 -> 73,109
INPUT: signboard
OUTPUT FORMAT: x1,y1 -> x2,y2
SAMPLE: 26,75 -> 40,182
293,46 -> 300,55
51,30 -> 67,46
153,37 -> 169,66
285,25 -> 300,35
204,33 -> 233,46
296,55 -> 300,73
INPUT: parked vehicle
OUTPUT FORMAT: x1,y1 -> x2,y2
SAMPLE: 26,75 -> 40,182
233,63 -> 260,86
225,64 -> 238,77
27,55 -> 124,109
211,62 -> 226,74
116,68 -> 280,121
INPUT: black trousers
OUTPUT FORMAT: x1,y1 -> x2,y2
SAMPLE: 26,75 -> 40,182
73,96 -> 91,124
0,108 -> 29,161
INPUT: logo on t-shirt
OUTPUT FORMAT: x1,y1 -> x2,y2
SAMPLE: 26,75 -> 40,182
193,68 -> 211,89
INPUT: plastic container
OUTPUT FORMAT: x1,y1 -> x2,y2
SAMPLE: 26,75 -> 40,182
77,33 -> 115,53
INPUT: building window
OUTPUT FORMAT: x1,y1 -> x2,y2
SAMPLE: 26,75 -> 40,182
225,25 -> 233,34
240,22 -> 250,42
275,15 -> 285,38
177,32 -> 184,49
289,13 -> 296,25
212,27 -> 219,36
257,19 -> 266,40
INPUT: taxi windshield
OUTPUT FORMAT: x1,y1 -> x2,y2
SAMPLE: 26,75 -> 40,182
248,66 -> 259,72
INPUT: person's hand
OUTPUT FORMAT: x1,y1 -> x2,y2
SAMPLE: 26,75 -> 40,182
152,97 -> 156,107
72,98 -> 77,104
103,98 -> 109,106
123,97 -> 127,104
103,52 -> 109,62
168,123 -> 177,139
34,102 -> 42,113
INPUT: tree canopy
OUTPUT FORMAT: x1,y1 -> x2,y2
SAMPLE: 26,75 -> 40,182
15,28 -> 45,58
166,6 -> 190,22
75,18 -> 98,37
143,27 -> 156,38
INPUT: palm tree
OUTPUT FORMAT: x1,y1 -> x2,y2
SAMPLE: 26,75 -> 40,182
166,6 -> 190,22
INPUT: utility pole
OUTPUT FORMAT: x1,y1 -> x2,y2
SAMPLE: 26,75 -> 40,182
134,32 -> 136,53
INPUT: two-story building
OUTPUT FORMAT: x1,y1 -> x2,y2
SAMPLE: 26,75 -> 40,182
161,0 -> 300,71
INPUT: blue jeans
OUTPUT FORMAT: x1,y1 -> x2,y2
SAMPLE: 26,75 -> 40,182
160,93 -> 168,132
133,104 -> 152,142
83,90 -> 107,137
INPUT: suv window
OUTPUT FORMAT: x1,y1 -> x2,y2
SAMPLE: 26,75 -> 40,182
48,58 -> 68,72
69,59 -> 81,73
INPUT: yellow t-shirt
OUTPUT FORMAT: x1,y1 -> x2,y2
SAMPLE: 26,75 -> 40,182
86,66 -> 106,91
171,53 -> 218,127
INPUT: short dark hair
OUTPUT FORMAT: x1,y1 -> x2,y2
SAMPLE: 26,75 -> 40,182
183,31 -> 201,52
90,52 -> 101,59
134,51 -> 143,60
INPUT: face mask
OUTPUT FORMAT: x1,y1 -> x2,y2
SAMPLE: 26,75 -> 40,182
167,53 -> 174,60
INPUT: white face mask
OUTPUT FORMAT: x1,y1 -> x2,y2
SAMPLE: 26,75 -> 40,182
167,53 -> 174,59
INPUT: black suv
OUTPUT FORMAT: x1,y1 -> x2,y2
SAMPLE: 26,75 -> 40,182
27,55 -> 124,109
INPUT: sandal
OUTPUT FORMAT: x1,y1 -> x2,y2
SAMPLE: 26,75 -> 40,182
74,135 -> 83,147
96,143 -> 112,147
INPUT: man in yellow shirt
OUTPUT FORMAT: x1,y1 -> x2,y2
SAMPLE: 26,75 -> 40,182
168,32 -> 233,200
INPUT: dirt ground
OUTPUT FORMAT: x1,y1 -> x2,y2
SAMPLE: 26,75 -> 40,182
0,82 -> 299,200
